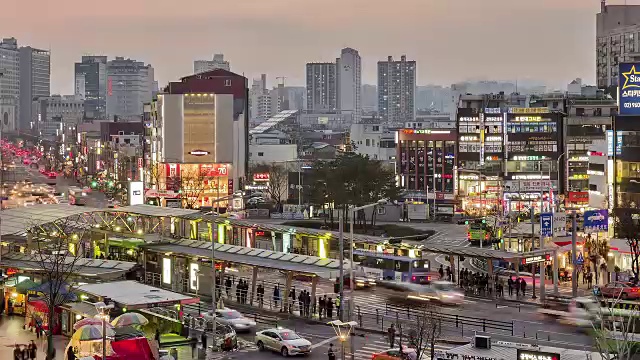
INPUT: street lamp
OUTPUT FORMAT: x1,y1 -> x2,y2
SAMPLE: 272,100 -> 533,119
348,198 -> 387,360
94,301 -> 114,360
327,320 -> 357,360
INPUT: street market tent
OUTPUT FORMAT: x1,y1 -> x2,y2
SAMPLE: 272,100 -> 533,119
14,279 -> 39,294
31,280 -> 77,302
140,238 -> 349,278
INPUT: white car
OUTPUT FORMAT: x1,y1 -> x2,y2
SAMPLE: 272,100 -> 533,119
255,328 -> 312,357
203,308 -> 256,332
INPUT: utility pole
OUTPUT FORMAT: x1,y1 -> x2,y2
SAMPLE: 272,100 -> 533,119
338,212 -> 344,321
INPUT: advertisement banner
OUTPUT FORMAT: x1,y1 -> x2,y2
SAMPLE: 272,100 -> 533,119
583,209 -> 609,233
619,63 -> 640,115
199,164 -> 228,177
567,191 -> 589,204
128,181 -> 144,205
553,212 -> 567,237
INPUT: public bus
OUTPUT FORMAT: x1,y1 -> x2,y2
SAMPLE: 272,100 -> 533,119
68,187 -> 87,206
352,244 -> 432,283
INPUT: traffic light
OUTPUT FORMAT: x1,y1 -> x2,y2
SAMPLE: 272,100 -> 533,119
91,181 -> 97,188
481,219 -> 486,224
464,220 -> 469,225
108,181 -> 114,188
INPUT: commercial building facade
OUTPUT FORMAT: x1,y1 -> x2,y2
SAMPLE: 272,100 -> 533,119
147,69 -> 249,209
32,95 -> 84,140
75,56 -> 107,120
106,57 -> 154,120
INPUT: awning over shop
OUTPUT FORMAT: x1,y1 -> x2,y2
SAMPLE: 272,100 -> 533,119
0,253 -> 138,279
77,280 -> 198,310
59,301 -> 99,318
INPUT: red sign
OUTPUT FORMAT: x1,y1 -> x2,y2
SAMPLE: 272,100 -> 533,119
253,173 -> 270,182
107,77 -> 113,96
200,164 -> 228,177
137,157 -> 143,169
568,191 -> 588,204
145,189 -> 181,199
255,231 -> 265,236
5,268 -> 18,276
228,179 -> 234,195
165,163 -> 181,192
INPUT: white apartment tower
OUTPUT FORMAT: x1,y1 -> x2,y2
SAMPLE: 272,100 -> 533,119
106,57 -> 154,120
336,47 -> 362,123
306,62 -> 337,112
194,53 -> 230,74
596,1 -> 640,88
0,38 -> 20,124
377,55 -> 416,124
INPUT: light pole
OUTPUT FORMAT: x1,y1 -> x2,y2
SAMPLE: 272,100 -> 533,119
328,320 -> 357,360
349,199 -> 387,360
95,302 -> 114,360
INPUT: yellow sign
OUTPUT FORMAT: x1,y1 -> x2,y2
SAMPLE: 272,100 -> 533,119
508,107 -> 548,114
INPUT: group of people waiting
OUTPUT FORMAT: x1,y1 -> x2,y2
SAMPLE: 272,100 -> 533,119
13,341 -> 37,360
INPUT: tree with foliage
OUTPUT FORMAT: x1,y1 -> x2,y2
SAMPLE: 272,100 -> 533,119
27,217 -> 87,360
307,153 -> 401,228
591,290 -> 640,360
397,304 -> 442,360
615,214 -> 640,283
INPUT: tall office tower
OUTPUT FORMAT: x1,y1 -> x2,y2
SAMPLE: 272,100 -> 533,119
75,56 -> 107,120
106,57 -> 154,120
336,47 -> 362,122
0,38 -> 20,125
305,62 -> 337,112
377,55 -> 416,124
19,46 -> 51,131
596,1 -> 640,89
194,53 -> 230,74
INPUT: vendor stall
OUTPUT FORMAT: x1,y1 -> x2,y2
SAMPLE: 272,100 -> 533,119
25,299 -> 63,334
4,278 -> 38,315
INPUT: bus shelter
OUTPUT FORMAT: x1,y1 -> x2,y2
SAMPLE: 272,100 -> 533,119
139,238 -> 349,312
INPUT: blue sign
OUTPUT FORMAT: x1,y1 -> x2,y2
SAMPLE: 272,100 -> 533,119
619,63 -> 640,115
583,209 -> 609,233
616,131 -> 623,155
576,252 -> 584,265
540,212 -> 553,237
607,130 -> 614,156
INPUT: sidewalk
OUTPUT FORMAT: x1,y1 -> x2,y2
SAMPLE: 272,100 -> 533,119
0,315 -> 67,359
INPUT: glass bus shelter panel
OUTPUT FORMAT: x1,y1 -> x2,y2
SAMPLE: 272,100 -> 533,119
301,257 -> 321,265
278,254 -> 297,262
289,255 -> 307,263
236,248 -> 253,255
267,253 -> 286,260
247,249 -> 265,256
314,259 -> 333,267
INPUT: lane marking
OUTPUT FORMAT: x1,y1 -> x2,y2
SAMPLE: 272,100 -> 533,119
311,335 -> 338,349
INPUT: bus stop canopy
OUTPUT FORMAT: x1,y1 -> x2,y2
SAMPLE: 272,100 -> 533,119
419,245 -> 556,260
140,238 -> 348,278
0,253 -> 138,279
0,204 -> 101,236
77,280 -> 198,310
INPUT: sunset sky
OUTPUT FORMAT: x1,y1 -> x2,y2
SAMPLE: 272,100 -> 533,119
1,0 -> 624,94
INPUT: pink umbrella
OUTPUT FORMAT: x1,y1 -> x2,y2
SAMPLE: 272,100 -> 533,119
73,317 -> 114,330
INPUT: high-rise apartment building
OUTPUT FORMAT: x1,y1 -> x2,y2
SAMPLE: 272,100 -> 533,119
377,55 -> 416,124
106,57 -> 154,120
596,1 -> 640,89
336,48 -> 362,122
75,56 -> 107,120
19,46 -> 50,131
306,62 -> 337,112
194,53 -> 230,74
0,38 -> 51,132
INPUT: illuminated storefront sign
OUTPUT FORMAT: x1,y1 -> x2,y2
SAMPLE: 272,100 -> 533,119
568,191 -> 589,204
128,181 -> 144,205
512,155 -> 548,161
485,136 -> 502,142
200,164 -> 228,177
245,184 -> 269,190
522,254 -> 550,265
484,108 -> 501,114
458,117 -> 479,122
517,349 -> 560,360
189,150 -> 210,156
402,129 -> 452,134
253,173 -> 270,182
607,130 -> 614,156
508,107 -> 548,114
513,116 -> 543,122
619,62 -> 640,115
460,136 -> 478,142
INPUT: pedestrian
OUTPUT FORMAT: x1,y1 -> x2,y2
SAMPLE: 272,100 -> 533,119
438,265 -> 444,280
190,336 -> 198,358
201,331 -> 208,349
319,296 -> 325,319
273,285 -> 280,309
327,343 -> 336,360
515,277 -> 520,297
387,323 -> 396,348
29,341 -> 37,360
326,297 -> 333,318
520,278 -> 526,297
507,277 -> 513,296
155,328 -> 161,345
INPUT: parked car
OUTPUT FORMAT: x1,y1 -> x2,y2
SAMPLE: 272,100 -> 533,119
600,282 -> 640,300
372,347 -> 417,360
255,328 -> 311,357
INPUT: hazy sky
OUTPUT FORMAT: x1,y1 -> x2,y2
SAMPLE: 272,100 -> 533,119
1,0 -> 625,94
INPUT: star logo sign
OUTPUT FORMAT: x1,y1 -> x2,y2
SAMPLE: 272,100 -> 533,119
622,65 -> 640,90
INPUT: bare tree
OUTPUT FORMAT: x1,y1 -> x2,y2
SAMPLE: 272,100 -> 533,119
591,291 -> 640,360
266,163 -> 289,211
27,216 -> 88,359
397,304 -> 442,360
179,167 -> 209,209
584,233 -> 611,285
147,162 -> 165,189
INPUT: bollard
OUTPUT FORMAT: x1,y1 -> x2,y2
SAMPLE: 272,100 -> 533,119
482,319 -> 486,332
376,309 -> 379,324
455,315 -> 459,328
511,321 -> 514,336
406,306 -> 410,318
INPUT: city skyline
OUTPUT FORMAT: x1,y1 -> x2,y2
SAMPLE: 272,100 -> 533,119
2,0 -> 617,94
